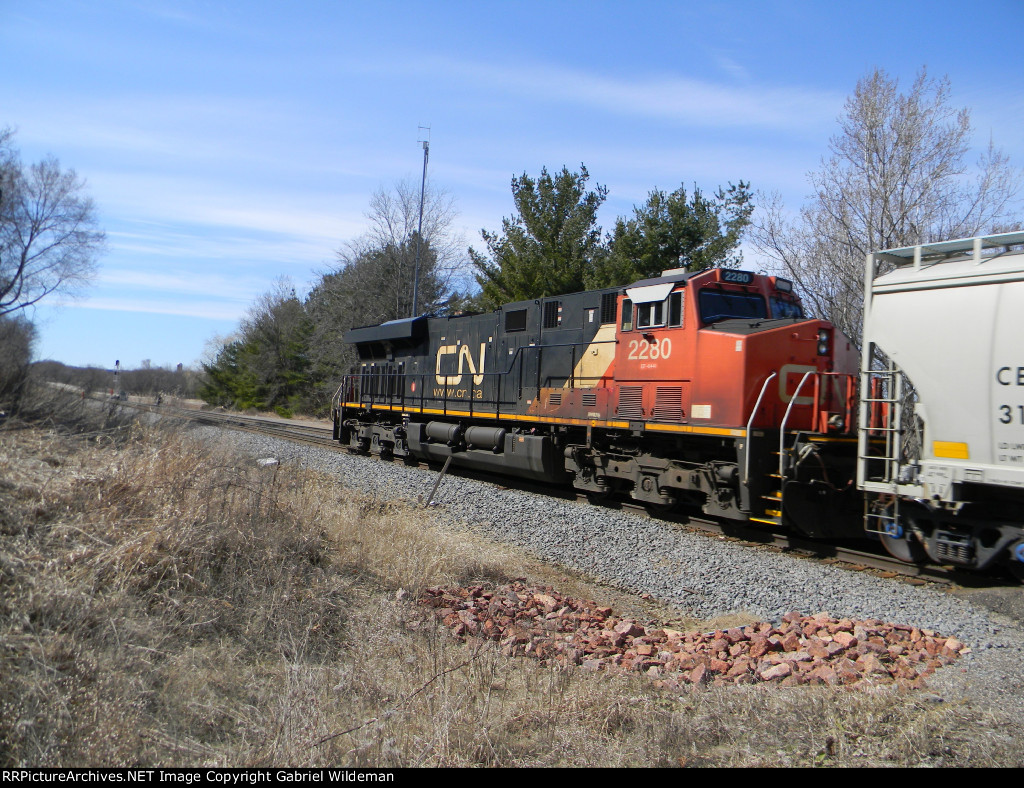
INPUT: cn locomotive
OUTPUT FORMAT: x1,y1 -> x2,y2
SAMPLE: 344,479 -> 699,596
332,231 -> 1024,577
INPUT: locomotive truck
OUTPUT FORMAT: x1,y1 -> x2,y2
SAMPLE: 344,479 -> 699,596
332,231 -> 1024,577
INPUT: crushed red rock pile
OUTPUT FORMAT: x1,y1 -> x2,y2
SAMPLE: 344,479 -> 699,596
419,581 -> 969,688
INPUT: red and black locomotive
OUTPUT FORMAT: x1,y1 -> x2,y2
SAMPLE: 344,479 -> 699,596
333,266 -> 864,539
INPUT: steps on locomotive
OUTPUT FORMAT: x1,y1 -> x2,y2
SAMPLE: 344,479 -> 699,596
748,483 -> 784,526
749,447 -> 790,526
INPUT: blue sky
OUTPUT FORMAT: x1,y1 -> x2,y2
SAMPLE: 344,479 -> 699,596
2,0 -> 1022,369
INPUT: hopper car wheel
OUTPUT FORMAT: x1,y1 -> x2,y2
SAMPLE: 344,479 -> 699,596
879,529 -> 927,564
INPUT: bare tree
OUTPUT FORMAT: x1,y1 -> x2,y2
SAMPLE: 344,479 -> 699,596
295,181 -> 468,412
336,179 -> 466,319
752,68 -> 1021,345
0,127 -> 105,317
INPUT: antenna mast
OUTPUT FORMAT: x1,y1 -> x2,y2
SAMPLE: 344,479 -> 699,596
412,125 -> 430,317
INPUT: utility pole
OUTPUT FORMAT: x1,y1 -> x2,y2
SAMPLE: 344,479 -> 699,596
412,126 -> 430,317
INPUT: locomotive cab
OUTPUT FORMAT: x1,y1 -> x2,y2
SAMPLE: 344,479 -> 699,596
599,267 -> 860,533
613,268 -> 857,433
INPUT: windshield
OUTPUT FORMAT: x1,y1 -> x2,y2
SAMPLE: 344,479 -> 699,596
698,290 -> 767,324
770,296 -> 804,319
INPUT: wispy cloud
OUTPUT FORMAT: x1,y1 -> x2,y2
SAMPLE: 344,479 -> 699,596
63,296 -> 246,321
711,52 -> 751,82
99,266 -> 255,301
94,172 -> 365,258
13,93 -> 297,164
127,0 -> 219,29
365,55 -> 844,133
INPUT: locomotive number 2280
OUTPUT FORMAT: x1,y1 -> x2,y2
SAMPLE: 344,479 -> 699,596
628,338 -> 672,361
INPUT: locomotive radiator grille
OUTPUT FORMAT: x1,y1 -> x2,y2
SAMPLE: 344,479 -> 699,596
653,386 -> 684,422
618,387 -> 644,420
600,291 -> 618,324
582,392 -> 597,407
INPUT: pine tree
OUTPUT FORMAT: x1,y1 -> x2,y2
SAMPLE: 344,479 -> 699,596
470,165 -> 607,307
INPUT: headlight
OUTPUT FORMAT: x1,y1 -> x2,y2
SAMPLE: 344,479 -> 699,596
817,329 -> 831,355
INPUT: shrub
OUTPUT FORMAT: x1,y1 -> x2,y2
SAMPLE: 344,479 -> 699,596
0,316 -> 35,413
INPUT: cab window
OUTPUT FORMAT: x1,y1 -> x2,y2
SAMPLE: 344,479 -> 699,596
636,300 -> 665,329
698,289 -> 767,324
770,297 -> 804,319
668,291 -> 683,327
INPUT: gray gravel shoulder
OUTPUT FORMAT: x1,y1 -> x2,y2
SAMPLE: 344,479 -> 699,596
190,423 -> 1024,722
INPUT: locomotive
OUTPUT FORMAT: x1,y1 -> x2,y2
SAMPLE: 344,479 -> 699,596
332,231 -> 1024,577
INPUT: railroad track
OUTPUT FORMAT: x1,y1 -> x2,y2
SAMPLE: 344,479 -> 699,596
123,400 -> 337,448
130,399 -> 969,584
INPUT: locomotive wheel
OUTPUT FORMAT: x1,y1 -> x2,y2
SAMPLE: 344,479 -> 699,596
644,500 -> 678,517
585,490 -> 615,506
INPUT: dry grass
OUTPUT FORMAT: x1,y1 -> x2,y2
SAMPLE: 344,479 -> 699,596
1,395 -> 1022,767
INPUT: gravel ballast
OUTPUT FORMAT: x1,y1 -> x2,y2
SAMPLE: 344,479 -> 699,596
193,423 -> 1024,718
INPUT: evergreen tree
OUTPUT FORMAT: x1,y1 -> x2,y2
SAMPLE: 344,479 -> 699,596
596,182 -> 752,286
200,339 -> 258,408
470,165 -> 607,307
199,282 -> 312,415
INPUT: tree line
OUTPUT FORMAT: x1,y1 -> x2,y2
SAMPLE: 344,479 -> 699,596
30,360 -> 203,400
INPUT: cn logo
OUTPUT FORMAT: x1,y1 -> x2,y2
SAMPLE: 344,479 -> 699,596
435,343 -> 486,386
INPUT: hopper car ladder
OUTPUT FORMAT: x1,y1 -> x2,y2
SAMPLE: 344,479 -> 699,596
857,358 -> 906,536
853,231 -> 1024,538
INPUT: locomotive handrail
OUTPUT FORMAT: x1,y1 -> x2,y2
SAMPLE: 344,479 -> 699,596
779,370 -> 815,479
742,371 -> 777,486
871,230 -> 1024,270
